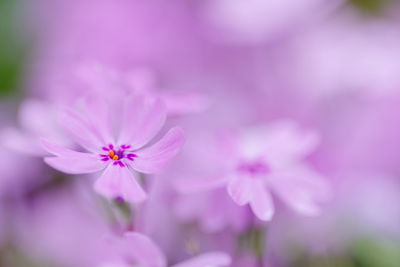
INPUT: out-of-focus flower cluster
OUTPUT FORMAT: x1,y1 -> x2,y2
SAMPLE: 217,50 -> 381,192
1,0 -> 400,266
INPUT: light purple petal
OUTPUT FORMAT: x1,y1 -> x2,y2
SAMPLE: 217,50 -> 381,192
239,121 -> 320,167
60,108 -> 106,152
41,138 -> 84,157
94,164 -> 147,203
269,165 -> 328,216
171,252 -> 231,267
227,175 -> 252,206
42,139 -> 106,174
118,94 -> 166,149
280,165 -> 332,202
123,232 -> 167,267
265,122 -> 320,166
83,96 -> 114,144
273,182 -> 321,216
44,155 -> 105,175
129,127 -> 184,174
249,179 -> 274,221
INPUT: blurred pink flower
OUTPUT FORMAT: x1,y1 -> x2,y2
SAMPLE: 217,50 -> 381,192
1,99 -> 69,156
177,120 -> 329,221
42,94 -> 184,203
103,232 -> 231,267
78,63 -> 210,116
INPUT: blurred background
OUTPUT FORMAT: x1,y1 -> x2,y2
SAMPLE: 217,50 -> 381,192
1,0 -> 400,266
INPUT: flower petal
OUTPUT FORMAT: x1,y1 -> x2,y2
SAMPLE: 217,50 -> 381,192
239,120 -> 320,167
118,94 -> 166,149
42,139 -> 106,174
94,164 -> 147,203
129,127 -> 184,174
44,155 -> 105,175
227,175 -> 252,206
267,124 -> 319,166
269,166 -> 328,216
273,182 -> 321,216
171,252 -> 231,267
41,138 -> 84,157
60,108 -> 105,152
83,96 -> 114,144
249,179 -> 274,221
122,232 -> 167,267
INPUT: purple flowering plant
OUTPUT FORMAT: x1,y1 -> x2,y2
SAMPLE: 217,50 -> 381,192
42,94 -> 184,203
1,0 -> 400,266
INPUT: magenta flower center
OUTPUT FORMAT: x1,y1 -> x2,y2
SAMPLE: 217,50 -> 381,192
237,161 -> 270,176
99,144 -> 137,167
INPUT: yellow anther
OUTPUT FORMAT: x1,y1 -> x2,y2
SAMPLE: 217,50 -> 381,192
113,155 -> 119,161
109,150 -> 115,157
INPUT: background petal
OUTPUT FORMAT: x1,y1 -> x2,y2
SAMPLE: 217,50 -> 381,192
269,165 -> 328,216
122,232 -> 167,267
227,175 -> 252,206
239,120 -> 320,167
249,179 -> 274,221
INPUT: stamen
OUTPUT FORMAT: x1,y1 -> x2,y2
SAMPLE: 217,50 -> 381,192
113,155 -> 119,161
109,150 -> 115,157
126,153 -> 137,161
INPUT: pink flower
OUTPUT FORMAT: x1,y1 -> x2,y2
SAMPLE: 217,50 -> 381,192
104,232 -> 231,267
177,120 -> 329,221
42,94 -> 184,203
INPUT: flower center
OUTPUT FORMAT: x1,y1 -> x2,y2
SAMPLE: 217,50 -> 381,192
237,160 -> 270,176
99,144 -> 137,167
109,150 -> 119,161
